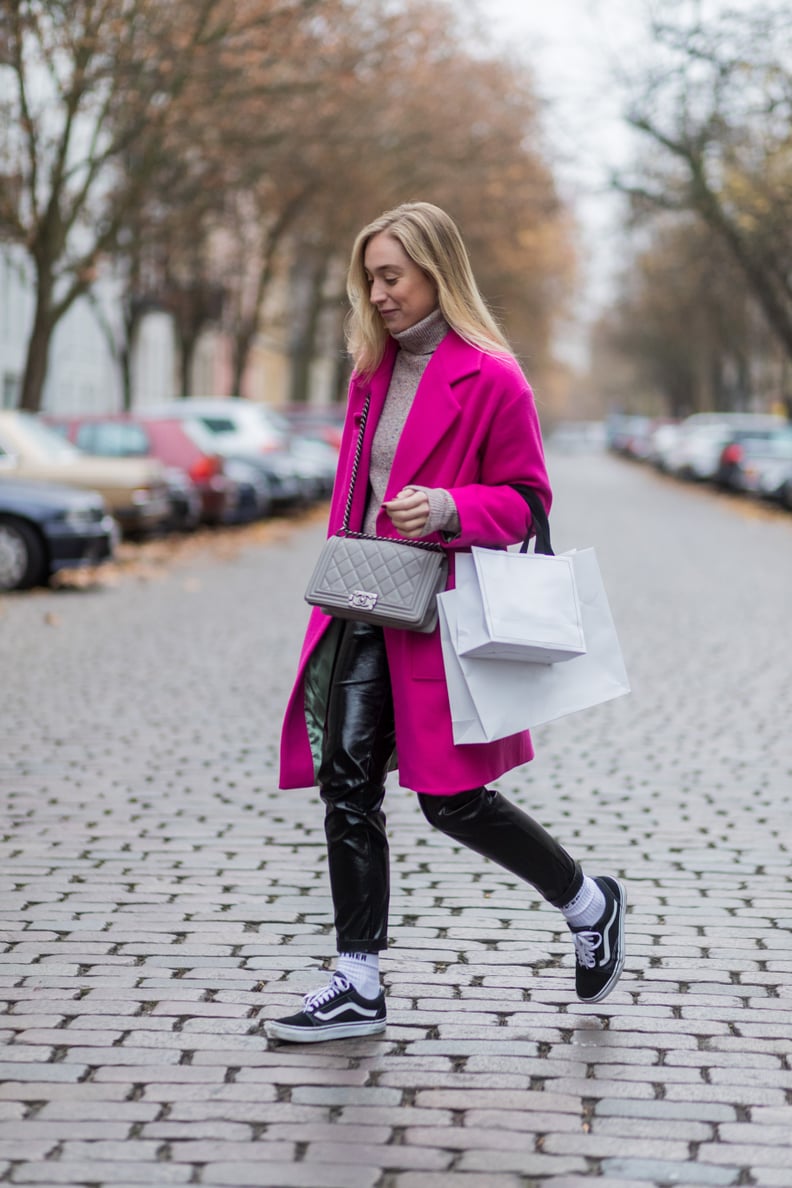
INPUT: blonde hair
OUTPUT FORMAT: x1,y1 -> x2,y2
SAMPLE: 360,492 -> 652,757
346,202 -> 511,377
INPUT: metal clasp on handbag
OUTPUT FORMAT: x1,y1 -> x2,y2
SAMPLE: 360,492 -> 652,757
349,590 -> 379,610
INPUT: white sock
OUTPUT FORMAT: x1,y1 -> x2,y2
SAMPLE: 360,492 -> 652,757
560,877 -> 607,930
336,951 -> 381,999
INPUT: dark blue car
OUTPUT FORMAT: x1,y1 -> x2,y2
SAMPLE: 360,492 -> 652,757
0,477 -> 117,591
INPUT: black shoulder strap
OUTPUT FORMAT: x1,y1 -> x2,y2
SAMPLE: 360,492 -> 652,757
510,483 -> 554,556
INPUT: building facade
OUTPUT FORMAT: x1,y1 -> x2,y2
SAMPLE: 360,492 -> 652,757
0,241 -> 345,414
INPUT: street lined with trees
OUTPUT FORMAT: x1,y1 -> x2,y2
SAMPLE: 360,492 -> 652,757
0,0 -> 575,412
4,1 -> 789,423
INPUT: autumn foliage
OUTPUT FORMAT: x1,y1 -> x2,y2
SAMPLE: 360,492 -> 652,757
0,0 -> 576,410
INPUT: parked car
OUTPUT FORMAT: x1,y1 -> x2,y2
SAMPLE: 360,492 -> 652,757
729,428 -> 792,507
143,399 -> 316,508
605,414 -> 654,459
670,422 -> 735,480
665,413 -> 787,481
144,397 -> 290,455
167,415 -> 304,511
287,434 -> 338,499
0,476 -> 116,591
713,423 -> 792,490
156,467 -> 203,532
0,411 -> 171,537
45,414 -> 239,528
647,421 -> 681,471
46,416 -> 203,532
218,455 -> 273,521
255,448 -> 309,509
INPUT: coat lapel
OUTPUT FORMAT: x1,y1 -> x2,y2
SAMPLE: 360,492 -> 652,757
341,330 -> 483,530
386,330 -> 481,496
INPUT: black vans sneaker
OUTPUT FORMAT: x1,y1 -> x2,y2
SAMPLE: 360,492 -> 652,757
264,972 -> 386,1043
570,876 -> 626,1003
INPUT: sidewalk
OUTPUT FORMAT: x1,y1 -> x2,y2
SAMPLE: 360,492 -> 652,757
1,453 -> 791,1187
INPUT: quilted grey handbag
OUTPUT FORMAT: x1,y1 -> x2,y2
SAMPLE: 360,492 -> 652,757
305,396 -> 448,632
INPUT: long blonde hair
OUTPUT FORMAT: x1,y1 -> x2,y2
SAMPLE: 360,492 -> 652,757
346,202 -> 511,377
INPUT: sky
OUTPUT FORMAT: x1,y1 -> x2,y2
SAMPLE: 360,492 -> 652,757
466,0 -> 652,356
476,0 -> 644,172
466,0 -> 777,357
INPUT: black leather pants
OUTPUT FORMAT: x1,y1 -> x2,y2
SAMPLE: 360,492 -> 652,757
319,621 -> 582,953
319,621 -> 396,953
417,787 -> 582,908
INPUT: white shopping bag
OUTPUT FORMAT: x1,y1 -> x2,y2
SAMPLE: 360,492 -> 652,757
456,546 -> 585,663
439,549 -> 630,744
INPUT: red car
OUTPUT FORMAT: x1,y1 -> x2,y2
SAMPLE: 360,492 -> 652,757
45,415 -> 238,527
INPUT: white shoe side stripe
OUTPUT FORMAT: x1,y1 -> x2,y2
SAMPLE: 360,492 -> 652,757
313,1001 -> 381,1021
600,901 -> 618,965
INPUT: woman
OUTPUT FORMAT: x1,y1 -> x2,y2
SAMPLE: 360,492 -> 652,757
267,202 -> 625,1043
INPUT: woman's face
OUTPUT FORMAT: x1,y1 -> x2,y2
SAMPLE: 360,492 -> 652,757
363,232 -> 437,335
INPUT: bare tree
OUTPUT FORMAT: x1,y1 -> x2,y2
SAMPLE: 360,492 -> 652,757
110,0 -> 344,400
157,0 -> 576,405
0,0 -> 576,410
597,217 -> 775,417
0,0 -> 248,410
617,2 -> 792,369
261,0 -> 576,398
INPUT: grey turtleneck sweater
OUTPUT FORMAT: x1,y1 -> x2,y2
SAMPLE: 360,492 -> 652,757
362,308 -> 460,537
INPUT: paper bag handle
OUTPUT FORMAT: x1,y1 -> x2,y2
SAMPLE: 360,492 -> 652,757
510,484 -> 554,556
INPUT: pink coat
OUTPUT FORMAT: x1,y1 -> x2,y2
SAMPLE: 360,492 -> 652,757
278,329 -> 552,795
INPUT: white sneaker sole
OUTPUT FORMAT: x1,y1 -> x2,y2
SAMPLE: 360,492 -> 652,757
265,1017 -> 387,1043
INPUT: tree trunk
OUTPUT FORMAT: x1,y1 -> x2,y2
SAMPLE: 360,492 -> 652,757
330,305 -> 350,404
178,332 -> 196,397
120,342 -> 133,411
227,198 -> 308,399
19,295 -> 55,413
289,251 -> 330,405
120,302 -> 149,410
119,274 -> 146,411
230,323 -> 255,398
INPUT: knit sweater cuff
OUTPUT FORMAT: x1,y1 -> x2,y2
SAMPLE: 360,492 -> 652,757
415,486 -> 460,537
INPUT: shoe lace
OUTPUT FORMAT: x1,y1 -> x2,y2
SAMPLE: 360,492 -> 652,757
573,930 -> 602,969
302,972 -> 351,1013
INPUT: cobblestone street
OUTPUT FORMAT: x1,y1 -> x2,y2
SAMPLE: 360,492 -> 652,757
2,450 -> 791,1188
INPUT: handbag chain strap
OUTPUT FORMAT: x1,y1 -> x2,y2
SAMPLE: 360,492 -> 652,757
339,393 -> 443,554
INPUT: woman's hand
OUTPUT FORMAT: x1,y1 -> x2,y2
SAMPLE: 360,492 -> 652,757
382,487 -> 431,538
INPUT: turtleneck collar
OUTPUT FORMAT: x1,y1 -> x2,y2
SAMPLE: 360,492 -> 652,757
393,307 -> 449,356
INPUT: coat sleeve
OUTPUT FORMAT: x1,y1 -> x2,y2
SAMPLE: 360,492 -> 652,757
445,373 -> 552,550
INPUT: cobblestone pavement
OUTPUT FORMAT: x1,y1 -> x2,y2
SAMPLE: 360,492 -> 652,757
1,451 -> 792,1188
